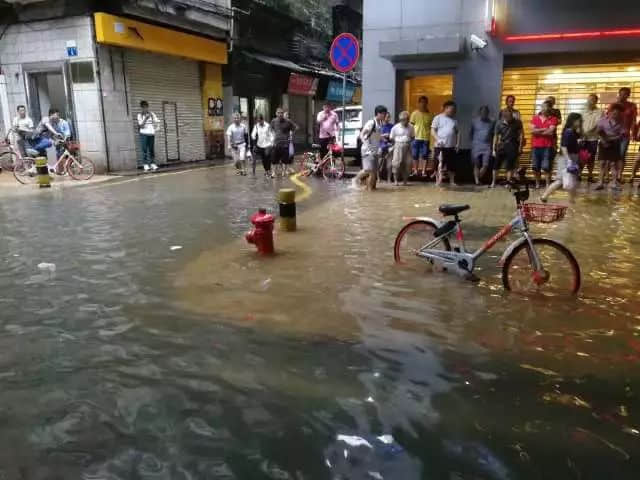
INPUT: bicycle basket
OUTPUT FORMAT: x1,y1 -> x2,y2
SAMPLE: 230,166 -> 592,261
523,203 -> 567,223
66,141 -> 80,152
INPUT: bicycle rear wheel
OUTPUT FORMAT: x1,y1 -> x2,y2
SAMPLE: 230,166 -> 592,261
394,220 -> 451,271
502,238 -> 580,295
0,151 -> 17,172
67,155 -> 95,180
13,157 -> 38,184
322,156 -> 345,180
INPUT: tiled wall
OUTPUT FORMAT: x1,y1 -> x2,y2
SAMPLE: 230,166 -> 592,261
0,15 -> 108,172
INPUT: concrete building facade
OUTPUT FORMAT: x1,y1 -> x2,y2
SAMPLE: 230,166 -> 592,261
362,0 -> 640,173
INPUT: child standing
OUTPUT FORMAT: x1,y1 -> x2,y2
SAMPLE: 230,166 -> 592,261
541,113 -> 582,203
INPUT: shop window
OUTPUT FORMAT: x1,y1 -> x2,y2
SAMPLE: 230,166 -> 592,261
70,61 -> 95,83
403,74 -> 454,113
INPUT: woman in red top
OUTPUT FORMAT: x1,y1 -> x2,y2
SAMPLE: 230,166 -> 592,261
530,100 -> 559,189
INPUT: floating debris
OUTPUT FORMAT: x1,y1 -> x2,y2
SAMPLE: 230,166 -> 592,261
520,364 -> 560,376
542,393 -> 591,409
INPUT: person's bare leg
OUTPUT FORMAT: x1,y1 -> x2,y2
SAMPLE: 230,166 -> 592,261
506,169 -> 513,184
541,179 -> 562,201
449,170 -> 457,187
412,157 -> 419,176
387,156 -> 393,184
474,165 -> 481,185
534,171 -> 541,189
491,169 -> 498,188
368,170 -> 378,191
479,164 -> 488,184
544,171 -> 551,188
631,153 -> 640,183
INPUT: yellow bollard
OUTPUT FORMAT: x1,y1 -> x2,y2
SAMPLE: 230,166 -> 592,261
36,157 -> 51,188
278,188 -> 296,231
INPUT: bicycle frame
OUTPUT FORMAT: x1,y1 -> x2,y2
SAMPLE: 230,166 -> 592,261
412,207 -> 544,277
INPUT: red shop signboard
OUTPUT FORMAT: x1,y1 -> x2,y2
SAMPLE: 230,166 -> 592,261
288,73 -> 319,96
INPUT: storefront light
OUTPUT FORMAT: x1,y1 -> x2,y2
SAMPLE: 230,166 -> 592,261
505,28 -> 640,42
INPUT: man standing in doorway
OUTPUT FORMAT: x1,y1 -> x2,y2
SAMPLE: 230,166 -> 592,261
470,105 -> 495,185
316,103 -> 339,159
410,95 -> 434,177
545,96 -> 562,124
226,112 -> 249,175
500,95 -> 521,121
609,87 -> 637,182
431,101 -> 460,187
11,105 -> 34,160
581,93 -> 603,183
530,100 -> 558,189
137,101 -> 159,172
270,108 -> 297,178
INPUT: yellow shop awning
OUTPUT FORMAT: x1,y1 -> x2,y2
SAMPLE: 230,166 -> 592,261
94,12 -> 227,64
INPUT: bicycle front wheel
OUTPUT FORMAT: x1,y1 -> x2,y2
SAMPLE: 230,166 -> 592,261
13,157 -> 38,184
67,155 -> 95,181
322,157 -> 345,180
502,238 -> 580,295
394,220 -> 451,271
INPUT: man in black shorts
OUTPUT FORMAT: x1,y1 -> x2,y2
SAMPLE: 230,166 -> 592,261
270,107 -> 297,177
492,108 -> 523,188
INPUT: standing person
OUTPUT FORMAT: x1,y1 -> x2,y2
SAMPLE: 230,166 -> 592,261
541,113 -> 582,203
500,95 -> 521,121
530,100 -> 559,189
270,108 -> 297,178
316,103 -> 339,159
251,114 -> 274,177
283,111 -> 297,174
595,103 -> 625,190
11,105 -> 34,159
379,112 -> 393,182
470,105 -> 495,185
354,105 -> 387,191
581,93 -> 603,182
545,96 -> 562,124
608,87 -> 638,182
226,112 -> 249,175
631,118 -> 640,182
431,101 -> 460,187
137,101 -> 159,172
410,95 -> 434,176
492,109 -> 523,188
389,111 -> 415,186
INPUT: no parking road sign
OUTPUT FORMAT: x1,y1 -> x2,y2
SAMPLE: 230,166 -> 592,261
330,33 -> 360,73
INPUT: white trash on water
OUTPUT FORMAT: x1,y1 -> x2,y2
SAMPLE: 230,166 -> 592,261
170,245 -> 183,251
37,263 -> 56,273
260,278 -> 272,291
377,435 -> 394,445
336,435 -> 373,449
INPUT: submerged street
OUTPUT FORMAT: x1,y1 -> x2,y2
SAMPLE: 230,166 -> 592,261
0,167 -> 639,479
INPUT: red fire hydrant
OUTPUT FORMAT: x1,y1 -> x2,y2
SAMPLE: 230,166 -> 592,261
245,208 -> 275,255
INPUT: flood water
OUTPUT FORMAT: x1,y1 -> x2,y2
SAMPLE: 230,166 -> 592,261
0,167 -> 639,479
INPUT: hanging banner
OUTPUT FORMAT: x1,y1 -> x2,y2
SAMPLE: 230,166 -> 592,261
326,80 -> 356,103
288,73 -> 319,96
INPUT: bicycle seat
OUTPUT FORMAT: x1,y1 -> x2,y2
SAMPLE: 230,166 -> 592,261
439,204 -> 470,216
311,143 -> 321,149
25,148 -> 39,157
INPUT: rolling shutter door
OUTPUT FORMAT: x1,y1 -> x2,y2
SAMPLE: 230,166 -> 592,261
502,63 -> 640,176
125,50 -> 204,164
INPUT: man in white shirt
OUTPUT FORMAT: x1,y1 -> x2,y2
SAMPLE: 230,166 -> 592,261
137,100 -> 160,172
226,112 -> 249,175
354,105 -> 388,191
389,111 -> 415,186
431,100 -> 460,186
582,93 -> 603,183
251,114 -> 274,177
11,105 -> 34,158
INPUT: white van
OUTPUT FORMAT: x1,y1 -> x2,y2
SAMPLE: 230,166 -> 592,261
333,105 -> 362,160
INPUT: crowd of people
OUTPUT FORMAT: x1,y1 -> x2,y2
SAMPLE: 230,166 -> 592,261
350,87 -> 639,197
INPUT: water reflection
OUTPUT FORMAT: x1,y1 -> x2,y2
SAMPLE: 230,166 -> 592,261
0,169 -> 639,479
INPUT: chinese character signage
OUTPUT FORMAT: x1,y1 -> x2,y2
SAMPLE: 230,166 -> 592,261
288,74 -> 319,96
326,80 -> 356,103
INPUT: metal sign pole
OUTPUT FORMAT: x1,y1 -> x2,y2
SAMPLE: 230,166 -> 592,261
341,73 -> 346,165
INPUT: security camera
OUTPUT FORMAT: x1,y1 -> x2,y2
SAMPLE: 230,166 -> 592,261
470,34 -> 488,50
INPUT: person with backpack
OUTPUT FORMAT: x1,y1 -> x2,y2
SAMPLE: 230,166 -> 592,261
353,105 -> 388,191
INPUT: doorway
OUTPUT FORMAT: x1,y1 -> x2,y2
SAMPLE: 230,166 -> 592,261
403,74 -> 454,115
25,67 -> 74,126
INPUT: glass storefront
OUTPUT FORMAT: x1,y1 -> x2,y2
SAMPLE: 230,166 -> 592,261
502,63 -> 640,175
403,74 -> 454,114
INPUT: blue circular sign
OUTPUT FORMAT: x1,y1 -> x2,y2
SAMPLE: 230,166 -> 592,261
330,33 -> 360,73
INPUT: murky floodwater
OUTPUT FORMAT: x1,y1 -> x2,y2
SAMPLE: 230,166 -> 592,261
1,167 -> 639,479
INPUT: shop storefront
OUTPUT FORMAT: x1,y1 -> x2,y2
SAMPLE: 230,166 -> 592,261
502,63 -> 640,175
94,12 -> 227,169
